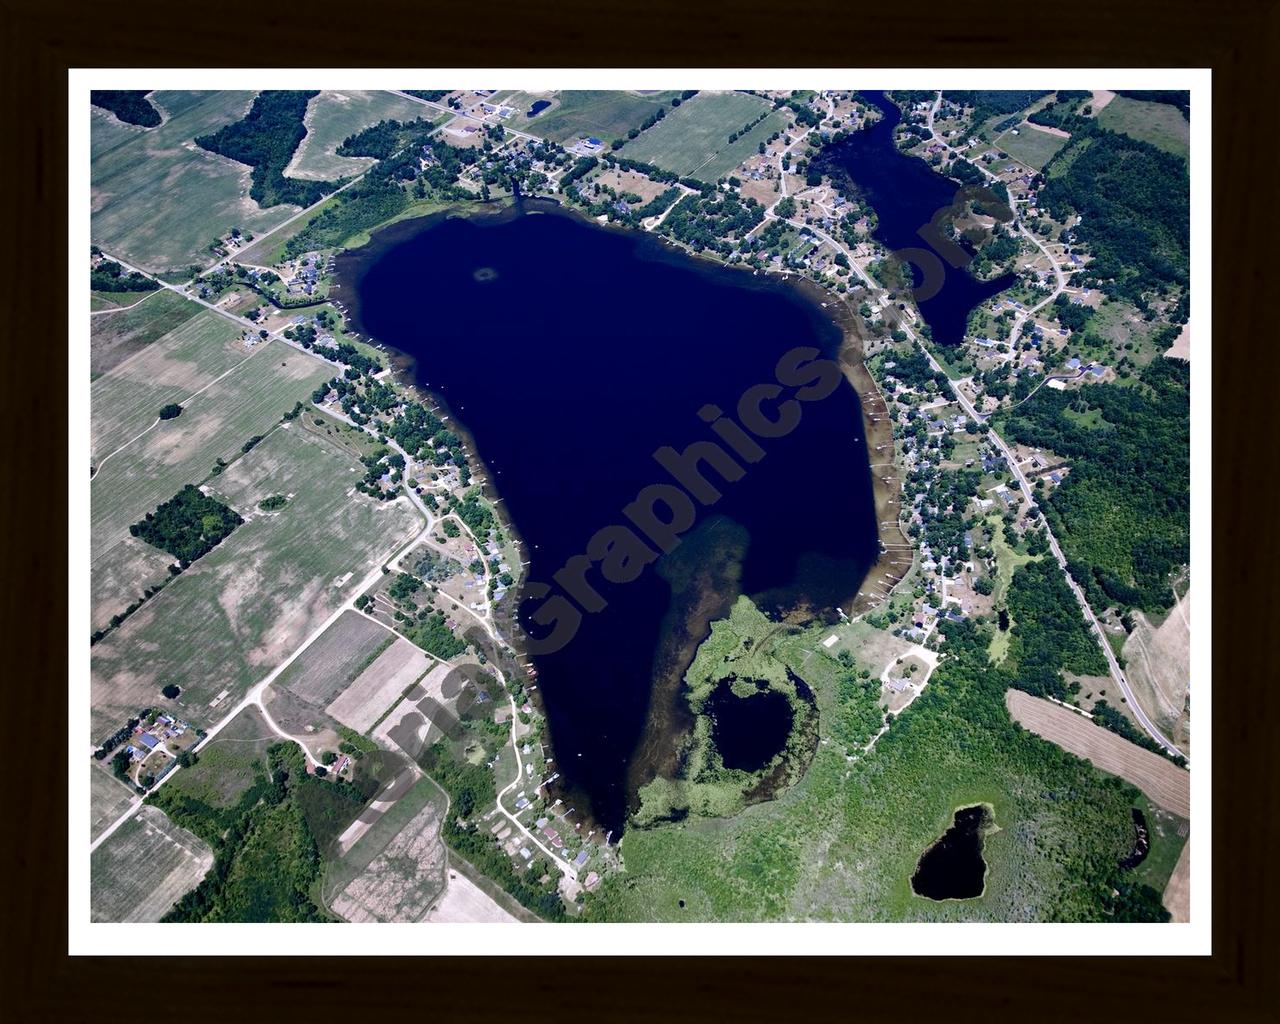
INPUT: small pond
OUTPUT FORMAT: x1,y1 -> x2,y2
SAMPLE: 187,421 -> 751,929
526,99 -> 551,118
706,680 -> 793,772
911,804 -> 991,900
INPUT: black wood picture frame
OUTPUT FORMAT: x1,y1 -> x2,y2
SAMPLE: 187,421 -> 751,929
2,0 -> 1274,1018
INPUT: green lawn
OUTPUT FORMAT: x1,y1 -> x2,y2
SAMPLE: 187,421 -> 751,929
1098,96 -> 1190,159
621,92 -> 784,179
91,423 -> 421,739
161,706 -> 279,808
289,90 -> 444,180
91,90 -> 301,274
994,124 -> 1069,170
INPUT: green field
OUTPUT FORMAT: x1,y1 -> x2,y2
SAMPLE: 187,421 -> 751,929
583,598 -> 1145,923
160,707 -> 278,808
525,90 -> 682,144
90,422 -> 421,738
90,767 -> 136,842
621,92 -> 785,180
995,124 -> 1069,170
91,307 -> 249,464
1098,96 -> 1190,159
91,806 -> 214,922
289,90 -> 444,180
90,288 -> 202,379
91,90 -> 301,273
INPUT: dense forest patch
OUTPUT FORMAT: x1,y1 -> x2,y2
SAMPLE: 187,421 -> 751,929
91,91 -> 162,128
998,358 -> 1189,612
129,484 -> 243,567
1039,128 -> 1189,305
196,90 -> 337,209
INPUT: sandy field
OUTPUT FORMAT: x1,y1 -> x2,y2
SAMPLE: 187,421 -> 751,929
1122,589 -> 1191,751
327,637 -> 431,733
425,869 -> 518,923
1005,690 -> 1190,817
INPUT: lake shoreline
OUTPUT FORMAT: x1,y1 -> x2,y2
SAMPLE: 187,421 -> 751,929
333,197 -> 905,835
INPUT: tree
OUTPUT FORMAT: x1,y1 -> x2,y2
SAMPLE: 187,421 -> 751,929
158,403 -> 183,420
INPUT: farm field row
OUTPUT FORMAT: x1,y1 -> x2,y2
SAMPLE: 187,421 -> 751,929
91,806 -> 213,922
90,421 -> 421,740
91,90 -> 299,274
90,308 -> 250,464
621,91 -> 785,180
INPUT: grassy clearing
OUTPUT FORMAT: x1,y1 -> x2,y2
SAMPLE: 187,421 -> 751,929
92,90 -> 300,273
1130,796 -> 1189,894
90,425 -> 421,737
90,288 -> 201,379
621,92 -> 783,179
528,90 -> 682,143
1098,96 -> 1190,159
289,90 -> 443,180
160,706 -> 277,808
274,609 -> 395,707
90,766 -> 136,842
90,308 -> 248,463
91,805 -> 214,922
994,124 -> 1068,170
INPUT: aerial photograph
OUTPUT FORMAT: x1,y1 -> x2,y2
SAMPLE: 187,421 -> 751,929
82,82 -> 1195,931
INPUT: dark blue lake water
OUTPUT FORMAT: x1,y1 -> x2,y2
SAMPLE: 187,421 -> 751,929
342,204 -> 878,832
817,90 -> 1016,346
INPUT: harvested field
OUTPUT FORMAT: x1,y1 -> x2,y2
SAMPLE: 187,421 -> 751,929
1163,840 -> 1191,922
1005,689 -> 1190,817
90,426 -> 420,738
275,610 -> 394,708
327,777 -> 448,922
90,767 -> 136,842
91,307 -> 249,465
90,340 -> 331,559
90,805 -> 214,922
92,90 -> 299,273
90,288 -> 201,379
327,637 -> 432,733
426,869 -> 519,923
1165,322 -> 1191,360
